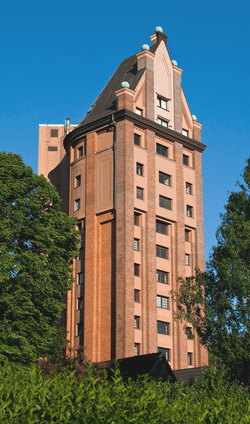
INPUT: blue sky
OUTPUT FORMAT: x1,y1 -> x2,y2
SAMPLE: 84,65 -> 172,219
1,0 -> 249,262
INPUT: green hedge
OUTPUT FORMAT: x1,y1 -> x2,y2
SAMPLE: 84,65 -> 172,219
0,361 -> 249,423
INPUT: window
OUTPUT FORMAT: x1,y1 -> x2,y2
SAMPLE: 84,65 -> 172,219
186,205 -> 193,218
187,327 -> 193,340
78,146 -> 83,158
75,175 -> 81,188
157,295 -> 169,310
136,187 -> 143,200
134,212 -> 140,226
183,154 -> 189,166
156,117 -> 168,127
156,143 -> 168,158
185,253 -> 190,266
157,97 -> 168,110
159,195 -> 171,210
79,248 -> 84,260
185,229 -> 191,242
76,322 -> 83,336
134,289 -> 140,303
75,199 -> 80,211
77,297 -> 84,310
136,163 -> 143,176
134,134 -> 141,146
157,321 -> 169,335
157,270 -> 169,284
136,107 -> 142,116
51,129 -> 58,137
134,263 -> 140,277
156,245 -> 168,259
188,352 -> 193,365
134,316 -> 140,329
186,182 -> 192,194
159,171 -> 171,186
156,220 -> 168,235
134,343 -> 140,356
77,220 -> 84,234
158,347 -> 170,361
48,146 -> 58,151
78,272 -> 84,284
182,129 -> 188,137
134,238 -> 139,251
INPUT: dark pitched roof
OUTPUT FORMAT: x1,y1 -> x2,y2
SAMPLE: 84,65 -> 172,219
80,54 -> 145,127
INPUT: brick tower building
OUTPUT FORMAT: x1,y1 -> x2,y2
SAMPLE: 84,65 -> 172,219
38,27 -> 208,370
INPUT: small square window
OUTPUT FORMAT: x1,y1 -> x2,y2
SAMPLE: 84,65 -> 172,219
182,129 -> 188,137
158,347 -> 170,361
78,272 -> 84,284
156,245 -> 168,259
134,289 -> 140,303
183,155 -> 189,166
157,321 -> 169,335
134,343 -> 140,356
134,134 -> 141,146
185,229 -> 190,242
136,187 -> 143,200
78,146 -> 83,158
188,352 -> 193,365
156,143 -> 168,158
134,212 -> 140,226
136,107 -> 142,116
77,297 -> 84,310
159,195 -> 171,210
134,316 -> 140,329
156,220 -> 168,235
134,263 -> 140,277
136,163 -> 143,176
185,253 -> 190,266
51,129 -> 58,137
159,171 -> 171,186
186,205 -> 193,218
157,270 -> 169,284
75,175 -> 81,188
75,199 -> 80,211
157,295 -> 169,310
186,182 -> 192,194
134,238 -> 139,251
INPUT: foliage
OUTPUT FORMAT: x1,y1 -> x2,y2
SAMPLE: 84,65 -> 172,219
0,152 -> 79,365
171,158 -> 250,385
0,361 -> 249,423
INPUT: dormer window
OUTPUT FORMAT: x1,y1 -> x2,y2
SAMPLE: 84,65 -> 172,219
156,117 -> 168,128
157,97 -> 168,111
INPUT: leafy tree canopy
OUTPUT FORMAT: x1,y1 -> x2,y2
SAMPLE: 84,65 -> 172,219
171,158 -> 250,385
0,152 -> 79,365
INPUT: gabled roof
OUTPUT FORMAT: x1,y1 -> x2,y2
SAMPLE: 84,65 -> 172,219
80,54 -> 145,127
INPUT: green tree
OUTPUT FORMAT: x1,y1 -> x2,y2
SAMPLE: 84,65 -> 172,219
0,152 -> 79,365
171,158 -> 250,384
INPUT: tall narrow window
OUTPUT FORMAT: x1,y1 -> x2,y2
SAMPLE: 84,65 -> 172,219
185,229 -> 191,242
134,212 -> 140,226
136,187 -> 143,200
134,263 -> 140,276
78,272 -> 84,284
136,163 -> 143,176
186,182 -> 192,194
159,195 -> 171,210
134,238 -> 139,251
156,245 -> 168,259
188,352 -> 193,365
77,297 -> 84,310
134,343 -> 140,356
157,270 -> 169,284
75,199 -> 80,211
134,316 -> 140,329
183,154 -> 189,166
156,143 -> 168,158
134,289 -> 140,303
78,146 -> 83,158
134,134 -> 141,146
75,175 -> 81,188
159,171 -> 171,186
185,253 -> 190,266
186,205 -> 193,217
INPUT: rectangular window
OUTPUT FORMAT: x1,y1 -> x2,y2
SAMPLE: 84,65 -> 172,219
134,238 -> 139,251
76,322 -> 83,336
134,289 -> 140,303
134,212 -> 140,226
134,134 -> 141,146
134,263 -> 140,277
75,199 -> 80,211
156,117 -> 168,127
185,229 -> 190,242
134,343 -> 140,356
77,297 -> 84,310
157,97 -> 167,110
186,182 -> 192,194
157,295 -> 169,310
48,146 -> 58,151
136,107 -> 142,116
157,270 -> 169,284
156,220 -> 168,235
156,245 -> 168,259
182,129 -> 188,137
134,316 -> 140,329
185,253 -> 190,266
136,187 -> 143,200
79,248 -> 84,260
158,347 -> 170,361
187,205 -> 193,218
78,146 -> 83,158
75,175 -> 81,188
159,195 -> 171,210
51,129 -> 58,137
156,143 -> 168,158
183,154 -> 189,166
157,321 -> 169,335
159,171 -> 171,186
187,327 -> 193,340
136,162 -> 143,176
78,272 -> 84,284
188,352 -> 193,365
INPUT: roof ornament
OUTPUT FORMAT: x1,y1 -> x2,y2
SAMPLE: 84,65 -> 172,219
155,26 -> 163,33
121,81 -> 130,88
192,115 -> 198,121
172,60 -> 178,66
141,44 -> 150,51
